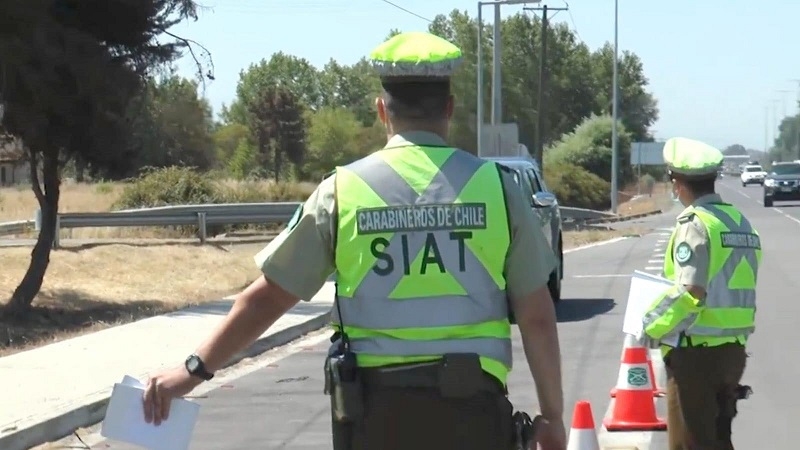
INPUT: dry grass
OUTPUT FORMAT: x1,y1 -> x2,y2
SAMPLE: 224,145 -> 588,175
616,182 -> 673,216
0,240 -> 267,356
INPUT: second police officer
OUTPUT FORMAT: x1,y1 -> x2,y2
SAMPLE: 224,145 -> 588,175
642,137 -> 760,450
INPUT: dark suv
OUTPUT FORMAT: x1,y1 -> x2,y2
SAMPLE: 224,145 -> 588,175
763,162 -> 800,207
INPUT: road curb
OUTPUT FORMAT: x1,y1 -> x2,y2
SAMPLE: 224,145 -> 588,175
0,311 -> 332,450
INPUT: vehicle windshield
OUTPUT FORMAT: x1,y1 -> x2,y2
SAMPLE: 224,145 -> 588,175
769,164 -> 800,175
745,166 -> 762,172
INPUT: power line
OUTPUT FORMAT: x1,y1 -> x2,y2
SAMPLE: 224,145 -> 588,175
562,1 -> 583,42
378,0 -> 432,22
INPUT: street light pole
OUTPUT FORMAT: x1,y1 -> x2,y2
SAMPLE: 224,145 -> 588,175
477,5 -> 484,154
491,3 -> 502,125
610,0 -> 620,213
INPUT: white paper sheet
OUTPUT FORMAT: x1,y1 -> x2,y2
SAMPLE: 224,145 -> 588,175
101,375 -> 200,450
622,270 -> 680,347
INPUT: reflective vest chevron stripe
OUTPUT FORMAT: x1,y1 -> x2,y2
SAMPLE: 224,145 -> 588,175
663,203 -> 760,344
333,145 -> 512,384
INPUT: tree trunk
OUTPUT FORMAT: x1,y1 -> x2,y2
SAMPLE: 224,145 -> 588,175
273,143 -> 281,182
4,151 -> 60,315
75,156 -> 86,182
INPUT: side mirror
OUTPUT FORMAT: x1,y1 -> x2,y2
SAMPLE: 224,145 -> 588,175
533,192 -> 556,208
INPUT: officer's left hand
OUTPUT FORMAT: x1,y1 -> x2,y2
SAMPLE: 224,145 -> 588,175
533,416 -> 566,450
142,366 -> 203,425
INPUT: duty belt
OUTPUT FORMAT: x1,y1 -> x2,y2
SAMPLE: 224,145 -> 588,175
360,360 -> 506,395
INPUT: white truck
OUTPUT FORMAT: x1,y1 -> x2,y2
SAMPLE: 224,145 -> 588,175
740,164 -> 766,187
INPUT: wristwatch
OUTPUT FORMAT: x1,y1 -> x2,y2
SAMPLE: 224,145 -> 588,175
184,354 -> 214,381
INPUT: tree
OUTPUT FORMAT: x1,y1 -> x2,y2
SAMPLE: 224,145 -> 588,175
590,44 -> 659,141
213,123 -> 251,168
0,0 -> 211,314
126,74 -> 216,174
305,107 -> 362,180
319,59 -> 381,126
723,144 -> 748,155
771,115 -> 800,162
247,86 -> 307,181
223,52 -> 322,125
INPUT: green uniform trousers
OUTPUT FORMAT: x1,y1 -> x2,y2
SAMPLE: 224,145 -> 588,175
665,343 -> 747,450
332,385 -> 514,450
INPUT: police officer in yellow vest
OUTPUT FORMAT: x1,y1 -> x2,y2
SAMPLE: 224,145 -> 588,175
642,138 -> 760,450
140,32 -> 566,450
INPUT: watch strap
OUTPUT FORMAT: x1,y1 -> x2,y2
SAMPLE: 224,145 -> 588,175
186,354 -> 214,381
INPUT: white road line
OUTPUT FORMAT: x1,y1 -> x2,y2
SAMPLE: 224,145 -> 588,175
773,207 -> 800,226
648,259 -> 663,264
718,180 -> 800,225
656,239 -> 667,244
644,266 -> 662,271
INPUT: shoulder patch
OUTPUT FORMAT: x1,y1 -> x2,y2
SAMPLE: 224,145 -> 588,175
286,204 -> 303,231
677,212 -> 696,224
674,242 -> 693,264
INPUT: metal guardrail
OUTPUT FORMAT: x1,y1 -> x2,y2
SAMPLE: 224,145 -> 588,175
53,202 -> 301,248
1,202 -> 612,247
0,220 -> 35,236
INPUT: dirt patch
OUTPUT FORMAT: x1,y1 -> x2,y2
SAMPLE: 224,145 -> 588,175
0,240 -> 268,356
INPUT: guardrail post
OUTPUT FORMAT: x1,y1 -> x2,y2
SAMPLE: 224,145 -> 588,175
53,216 -> 61,249
35,209 -> 42,231
197,212 -> 207,244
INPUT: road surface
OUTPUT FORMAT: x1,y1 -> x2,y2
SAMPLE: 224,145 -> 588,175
61,176 -> 800,448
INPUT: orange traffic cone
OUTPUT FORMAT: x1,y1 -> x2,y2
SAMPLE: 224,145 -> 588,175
567,401 -> 600,450
603,346 -> 667,432
610,334 -> 664,398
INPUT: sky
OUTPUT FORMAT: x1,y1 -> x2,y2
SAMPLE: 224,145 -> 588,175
167,0 -> 800,152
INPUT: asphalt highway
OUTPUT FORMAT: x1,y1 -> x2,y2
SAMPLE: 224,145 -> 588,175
65,176 -> 800,449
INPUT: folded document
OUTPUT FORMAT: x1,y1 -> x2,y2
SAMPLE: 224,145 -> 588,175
101,375 -> 200,450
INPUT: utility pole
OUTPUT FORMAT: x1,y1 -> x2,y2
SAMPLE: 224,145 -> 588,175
790,79 -> 800,114
524,3 -> 568,173
776,89 -> 791,118
610,0 -> 620,213
764,105 -> 769,153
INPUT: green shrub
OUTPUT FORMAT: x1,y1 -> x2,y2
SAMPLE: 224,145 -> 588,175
114,166 -> 221,210
546,114 -> 633,185
544,162 -> 610,210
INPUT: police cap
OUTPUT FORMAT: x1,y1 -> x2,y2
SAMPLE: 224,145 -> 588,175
663,137 -> 724,179
370,31 -> 462,82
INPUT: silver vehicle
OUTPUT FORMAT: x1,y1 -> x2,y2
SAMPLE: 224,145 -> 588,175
483,156 -> 564,302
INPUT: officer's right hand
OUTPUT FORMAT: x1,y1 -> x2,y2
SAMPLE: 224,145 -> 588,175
533,416 -> 567,450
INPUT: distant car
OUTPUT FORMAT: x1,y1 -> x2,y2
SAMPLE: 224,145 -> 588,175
763,162 -> 800,207
483,156 -> 563,302
740,165 -> 766,187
